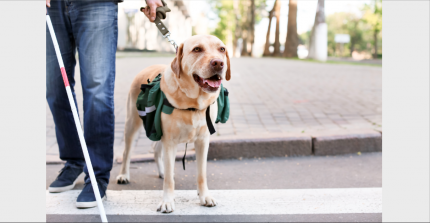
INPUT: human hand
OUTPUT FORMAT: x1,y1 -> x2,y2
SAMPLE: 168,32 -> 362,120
46,0 -> 50,14
141,0 -> 163,22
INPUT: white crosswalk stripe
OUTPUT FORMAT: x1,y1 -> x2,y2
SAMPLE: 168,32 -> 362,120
46,188 -> 382,215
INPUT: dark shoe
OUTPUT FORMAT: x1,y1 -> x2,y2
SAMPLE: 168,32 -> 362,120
48,164 -> 83,193
76,179 -> 107,209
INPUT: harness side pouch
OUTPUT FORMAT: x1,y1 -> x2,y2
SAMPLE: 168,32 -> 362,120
215,85 -> 230,124
145,84 -> 160,140
136,84 -> 153,138
136,74 -> 163,141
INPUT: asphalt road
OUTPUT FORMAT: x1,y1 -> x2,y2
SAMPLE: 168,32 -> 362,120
46,152 -> 382,222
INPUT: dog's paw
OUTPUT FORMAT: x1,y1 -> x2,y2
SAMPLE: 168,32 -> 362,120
116,174 -> 130,184
199,195 -> 218,207
157,200 -> 175,213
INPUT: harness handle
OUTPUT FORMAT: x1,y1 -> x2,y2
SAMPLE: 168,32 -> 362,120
140,0 -> 170,36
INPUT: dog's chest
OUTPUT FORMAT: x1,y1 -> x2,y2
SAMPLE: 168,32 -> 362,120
161,104 -> 217,143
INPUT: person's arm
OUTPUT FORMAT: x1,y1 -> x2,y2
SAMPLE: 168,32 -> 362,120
141,0 -> 163,22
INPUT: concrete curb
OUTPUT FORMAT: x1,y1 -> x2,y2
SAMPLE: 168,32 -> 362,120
208,133 -> 312,160
311,129 -> 382,156
46,129 -> 382,164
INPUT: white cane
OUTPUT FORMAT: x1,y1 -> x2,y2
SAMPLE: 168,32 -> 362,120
46,10 -> 108,223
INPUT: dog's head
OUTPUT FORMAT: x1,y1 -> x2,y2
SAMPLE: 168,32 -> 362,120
171,35 -> 231,96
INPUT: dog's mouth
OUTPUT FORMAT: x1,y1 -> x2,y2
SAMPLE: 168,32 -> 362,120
193,74 -> 222,92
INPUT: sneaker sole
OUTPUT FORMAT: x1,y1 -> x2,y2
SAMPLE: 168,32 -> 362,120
76,195 -> 106,209
48,180 -> 77,193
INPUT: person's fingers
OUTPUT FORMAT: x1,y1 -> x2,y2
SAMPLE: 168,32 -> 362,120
147,8 -> 152,21
144,7 -> 150,19
149,3 -> 157,22
143,0 -> 164,22
149,2 -> 157,22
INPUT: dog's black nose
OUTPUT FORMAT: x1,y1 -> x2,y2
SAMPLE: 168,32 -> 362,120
210,59 -> 224,72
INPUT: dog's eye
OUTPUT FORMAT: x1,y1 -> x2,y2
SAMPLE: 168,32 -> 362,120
220,47 -> 225,52
193,47 -> 201,52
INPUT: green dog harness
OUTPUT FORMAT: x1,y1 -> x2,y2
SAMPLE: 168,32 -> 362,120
136,74 -> 230,142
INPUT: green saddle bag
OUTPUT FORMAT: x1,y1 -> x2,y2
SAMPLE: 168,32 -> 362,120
136,74 -> 230,141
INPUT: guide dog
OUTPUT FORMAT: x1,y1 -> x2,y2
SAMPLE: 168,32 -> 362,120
116,35 -> 231,213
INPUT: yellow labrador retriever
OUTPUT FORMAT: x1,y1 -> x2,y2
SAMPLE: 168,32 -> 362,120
116,35 -> 231,213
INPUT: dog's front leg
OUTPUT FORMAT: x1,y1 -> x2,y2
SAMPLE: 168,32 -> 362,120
195,137 -> 218,207
157,140 -> 177,213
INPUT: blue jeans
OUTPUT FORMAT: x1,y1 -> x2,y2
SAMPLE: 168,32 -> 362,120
46,0 -> 118,184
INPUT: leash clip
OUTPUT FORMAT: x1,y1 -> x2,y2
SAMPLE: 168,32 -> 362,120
163,32 -> 178,50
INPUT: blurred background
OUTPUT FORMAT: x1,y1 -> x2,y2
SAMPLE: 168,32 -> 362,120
47,0 -> 382,164
117,0 -> 382,62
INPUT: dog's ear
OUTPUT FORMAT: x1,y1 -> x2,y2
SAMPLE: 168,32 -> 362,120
171,43 -> 184,78
225,50 -> 231,81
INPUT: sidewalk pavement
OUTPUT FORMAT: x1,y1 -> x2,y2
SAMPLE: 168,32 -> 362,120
46,55 -> 382,164
327,56 -> 382,65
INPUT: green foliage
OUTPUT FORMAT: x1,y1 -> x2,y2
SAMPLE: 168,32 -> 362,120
326,0 -> 382,57
299,30 -> 311,47
254,0 -> 267,24
327,12 -> 363,56
362,0 -> 382,33
210,0 -> 235,43
209,0 -> 267,43
362,0 -> 382,57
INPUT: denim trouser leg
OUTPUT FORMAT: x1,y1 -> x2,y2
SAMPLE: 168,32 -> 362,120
46,0 -> 118,184
46,0 -> 85,167
70,1 -> 118,184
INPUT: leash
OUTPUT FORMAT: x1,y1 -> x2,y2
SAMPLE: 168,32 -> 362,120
141,0 -> 178,51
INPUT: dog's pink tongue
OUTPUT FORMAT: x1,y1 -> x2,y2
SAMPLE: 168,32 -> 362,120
203,79 -> 221,88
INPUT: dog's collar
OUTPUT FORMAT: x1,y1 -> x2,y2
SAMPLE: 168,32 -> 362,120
163,99 -> 215,111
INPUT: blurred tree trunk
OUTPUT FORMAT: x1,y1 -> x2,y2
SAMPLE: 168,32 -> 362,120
233,0 -> 242,57
373,0 -> 381,59
273,0 -> 281,57
307,0 -> 327,61
373,31 -> 378,58
241,31 -> 248,56
263,2 -> 276,56
349,41 -> 355,57
283,0 -> 298,57
241,0 -> 250,56
249,0 -> 255,56
349,21 -> 358,57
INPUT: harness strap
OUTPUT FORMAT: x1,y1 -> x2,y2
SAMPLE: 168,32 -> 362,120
163,98 -> 216,134
182,143 -> 187,170
206,105 -> 216,135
